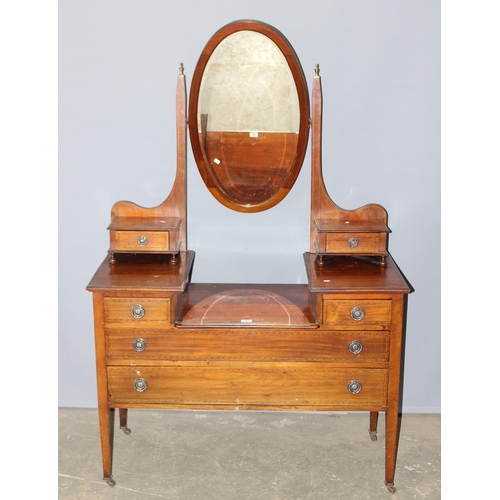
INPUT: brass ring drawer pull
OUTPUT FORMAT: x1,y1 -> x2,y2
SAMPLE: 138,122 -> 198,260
130,304 -> 145,319
350,306 -> 365,321
134,378 -> 148,392
137,235 -> 148,246
132,338 -> 146,352
348,237 -> 359,248
348,340 -> 363,354
347,380 -> 362,394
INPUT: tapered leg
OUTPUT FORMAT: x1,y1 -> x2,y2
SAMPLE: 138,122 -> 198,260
98,407 -> 116,487
384,408 -> 400,493
119,408 -> 131,434
369,411 -> 379,441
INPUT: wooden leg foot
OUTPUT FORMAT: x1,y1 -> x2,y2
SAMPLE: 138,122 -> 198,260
369,411 -> 379,441
119,408 -> 131,434
105,477 -> 116,487
110,254 -> 116,264
169,253 -> 179,265
98,407 -> 115,485
316,255 -> 325,267
385,482 -> 396,494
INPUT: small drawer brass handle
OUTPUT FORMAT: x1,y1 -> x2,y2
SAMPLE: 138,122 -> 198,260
348,340 -> 363,354
137,235 -> 148,246
132,338 -> 146,352
347,380 -> 362,394
348,237 -> 359,248
130,304 -> 145,319
134,378 -> 148,392
350,306 -> 365,321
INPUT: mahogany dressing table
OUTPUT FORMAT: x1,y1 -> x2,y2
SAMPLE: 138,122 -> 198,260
87,20 -> 411,493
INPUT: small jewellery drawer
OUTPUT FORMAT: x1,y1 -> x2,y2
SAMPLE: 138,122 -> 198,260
107,365 -> 388,407
325,232 -> 381,254
105,329 -> 389,362
115,231 -> 169,252
103,297 -> 171,329
323,299 -> 391,330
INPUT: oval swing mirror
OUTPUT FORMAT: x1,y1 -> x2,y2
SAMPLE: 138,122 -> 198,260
188,20 -> 310,212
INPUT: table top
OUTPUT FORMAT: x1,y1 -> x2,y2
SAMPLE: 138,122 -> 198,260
303,253 -> 411,294
87,251 -> 195,292
87,251 -> 411,295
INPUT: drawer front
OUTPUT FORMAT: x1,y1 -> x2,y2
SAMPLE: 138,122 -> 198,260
107,365 -> 388,407
115,231 -> 169,251
103,297 -> 171,329
105,329 -> 389,362
323,299 -> 391,330
325,232 -> 380,253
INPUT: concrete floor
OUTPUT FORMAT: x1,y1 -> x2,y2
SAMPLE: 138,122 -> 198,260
59,408 -> 440,500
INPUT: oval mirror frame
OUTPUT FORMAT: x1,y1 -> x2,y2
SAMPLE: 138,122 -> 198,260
188,20 -> 310,212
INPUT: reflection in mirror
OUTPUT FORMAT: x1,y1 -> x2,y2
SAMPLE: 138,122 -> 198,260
189,21 -> 309,212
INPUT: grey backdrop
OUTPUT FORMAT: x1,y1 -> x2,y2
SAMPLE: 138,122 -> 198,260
59,0 -> 440,412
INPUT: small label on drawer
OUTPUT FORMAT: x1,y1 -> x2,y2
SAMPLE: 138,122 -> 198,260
241,318 -> 253,323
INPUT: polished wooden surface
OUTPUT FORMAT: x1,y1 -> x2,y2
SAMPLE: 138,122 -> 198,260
108,217 -> 181,230
178,283 -> 316,326
104,297 -> 171,327
309,71 -> 389,263
105,328 -> 389,363
88,252 -> 409,489
304,252 -> 410,293
87,251 -> 195,293
88,22 -> 411,492
107,363 -> 389,407
108,69 -> 188,260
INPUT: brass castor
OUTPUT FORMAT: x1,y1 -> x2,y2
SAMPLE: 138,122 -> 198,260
121,426 -> 131,435
105,477 -> 116,487
385,482 -> 396,494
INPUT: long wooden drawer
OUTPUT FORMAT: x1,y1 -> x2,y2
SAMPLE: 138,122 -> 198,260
105,329 -> 389,362
103,297 -> 171,329
323,299 -> 391,330
107,364 -> 388,407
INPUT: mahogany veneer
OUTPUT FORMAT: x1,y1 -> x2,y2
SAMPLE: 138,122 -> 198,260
87,252 -> 409,491
88,20 -> 411,495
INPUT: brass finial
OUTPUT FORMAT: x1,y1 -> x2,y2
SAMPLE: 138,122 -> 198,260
314,64 -> 320,77
179,63 -> 184,76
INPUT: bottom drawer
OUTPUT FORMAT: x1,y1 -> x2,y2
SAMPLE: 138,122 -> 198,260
107,364 -> 388,407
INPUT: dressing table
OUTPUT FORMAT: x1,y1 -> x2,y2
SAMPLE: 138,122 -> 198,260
87,20 -> 411,493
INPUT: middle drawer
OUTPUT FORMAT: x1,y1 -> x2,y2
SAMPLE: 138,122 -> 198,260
105,328 -> 389,362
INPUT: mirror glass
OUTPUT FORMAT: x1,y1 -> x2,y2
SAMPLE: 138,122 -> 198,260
189,21 -> 309,212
